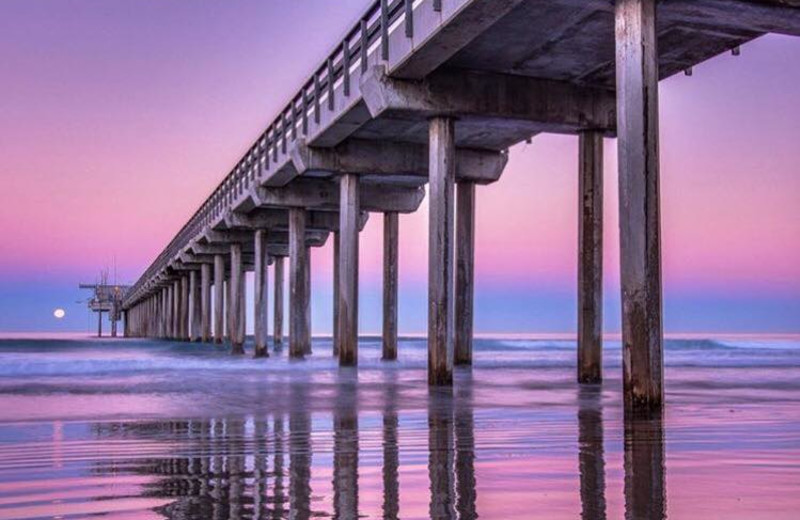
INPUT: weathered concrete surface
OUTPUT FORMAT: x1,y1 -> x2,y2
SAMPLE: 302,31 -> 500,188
291,137 -> 507,185
428,117 -> 455,386
255,179 -> 425,214
274,256 -> 285,349
338,174 -> 360,366
332,231 -> 341,357
189,270 -> 201,342
361,65 -> 617,149
201,263 -> 211,342
455,182 -> 475,366
230,243 -> 246,354
289,209 -> 310,358
616,0 -> 664,413
254,229 -> 270,358
213,254 -> 224,344
578,131 -> 604,384
382,212 -> 399,361
224,208 -> 368,233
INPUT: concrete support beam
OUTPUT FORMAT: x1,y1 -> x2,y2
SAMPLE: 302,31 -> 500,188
213,254 -> 224,344
304,245 -> 312,355
225,209 -> 369,233
382,212 -> 399,361
256,179 -> 425,214
455,182 -> 476,366
188,270 -> 199,342
665,0 -> 800,37
291,138 -> 507,185
333,231 -> 340,358
201,263 -> 211,342
289,209 -> 311,358
361,66 -> 617,137
274,256 -> 285,349
254,230 -> 270,358
230,243 -> 245,354
616,0 -> 664,414
578,131 -> 604,384
428,117 -> 456,386
338,174 -> 360,366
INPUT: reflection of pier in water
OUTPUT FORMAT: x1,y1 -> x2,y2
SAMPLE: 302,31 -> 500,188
87,386 -> 665,518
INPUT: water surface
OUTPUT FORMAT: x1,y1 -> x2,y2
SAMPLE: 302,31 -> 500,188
0,335 -> 798,519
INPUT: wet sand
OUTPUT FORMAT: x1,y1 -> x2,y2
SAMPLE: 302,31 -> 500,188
0,335 -> 798,519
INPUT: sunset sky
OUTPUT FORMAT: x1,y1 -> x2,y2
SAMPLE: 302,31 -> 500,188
1,0 -> 798,334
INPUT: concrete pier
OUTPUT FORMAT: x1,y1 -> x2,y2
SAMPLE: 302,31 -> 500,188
382,212 -> 398,361
230,243 -> 245,354
274,256 -> 285,349
119,0 -> 795,412
254,229 -> 270,358
455,182 -> 475,366
289,209 -> 310,358
578,130 -> 604,384
616,0 -> 664,413
201,263 -> 211,342
338,174 -> 360,366
213,254 -> 224,344
428,117 -> 456,386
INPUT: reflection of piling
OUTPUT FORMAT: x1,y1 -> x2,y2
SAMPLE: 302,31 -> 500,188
624,412 -> 666,520
428,389 -> 456,520
289,386 -> 312,518
273,416 -> 286,519
455,375 -> 477,518
578,386 -> 607,520
333,393 -> 359,518
382,373 -> 400,519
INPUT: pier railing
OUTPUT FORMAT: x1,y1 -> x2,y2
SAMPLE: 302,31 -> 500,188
124,0 -> 424,307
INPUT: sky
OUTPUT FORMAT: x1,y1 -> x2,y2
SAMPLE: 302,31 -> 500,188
0,0 -> 798,334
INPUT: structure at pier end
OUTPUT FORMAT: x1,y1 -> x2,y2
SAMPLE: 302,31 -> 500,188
120,0 -> 800,416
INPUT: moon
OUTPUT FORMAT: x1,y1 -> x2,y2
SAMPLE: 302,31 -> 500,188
53,308 -> 66,319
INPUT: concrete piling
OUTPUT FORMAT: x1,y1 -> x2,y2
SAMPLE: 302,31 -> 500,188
214,254 -> 224,344
201,263 -> 211,342
338,174 -> 360,366
578,130 -> 604,384
274,256 -> 285,349
333,231 -> 341,357
382,212 -> 398,361
230,243 -> 245,354
615,0 -> 664,413
289,209 -> 310,358
428,116 -> 456,386
455,181 -> 475,366
254,229 -> 270,358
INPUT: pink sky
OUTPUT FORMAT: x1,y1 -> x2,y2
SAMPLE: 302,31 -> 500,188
0,1 -> 798,332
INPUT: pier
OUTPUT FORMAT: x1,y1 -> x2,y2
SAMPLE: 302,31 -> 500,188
121,0 -> 800,414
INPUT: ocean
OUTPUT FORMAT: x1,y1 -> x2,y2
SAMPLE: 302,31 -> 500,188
0,335 -> 798,519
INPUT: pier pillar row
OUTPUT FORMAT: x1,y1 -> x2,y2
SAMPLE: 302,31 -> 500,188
213,254 -> 225,344
274,256 -> 285,349
289,209 -> 311,358
382,212 -> 399,361
428,116 -> 456,386
230,243 -> 245,354
615,0 -> 664,413
254,229 -> 270,358
578,130 -> 604,383
201,263 -> 211,342
339,174 -> 360,366
455,181 -> 475,366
